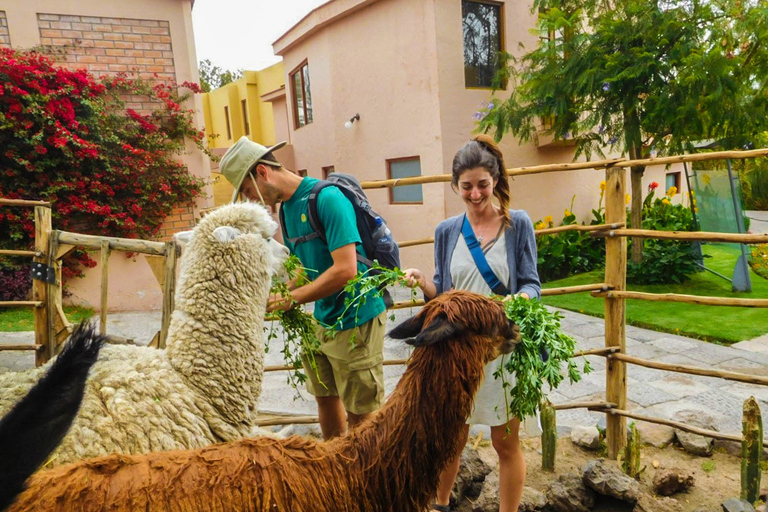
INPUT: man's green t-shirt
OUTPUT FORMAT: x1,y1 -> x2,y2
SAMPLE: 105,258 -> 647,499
281,177 -> 385,330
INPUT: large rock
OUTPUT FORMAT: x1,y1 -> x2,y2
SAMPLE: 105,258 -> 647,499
545,473 -> 596,512
672,410 -> 717,457
571,426 -> 601,450
466,470 -> 545,512
652,469 -> 695,496
582,459 -> 641,503
453,446 -> 493,506
633,493 -> 683,512
722,498 -> 756,512
636,422 -> 675,448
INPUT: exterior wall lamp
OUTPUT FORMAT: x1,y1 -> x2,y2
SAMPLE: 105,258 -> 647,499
344,113 -> 360,129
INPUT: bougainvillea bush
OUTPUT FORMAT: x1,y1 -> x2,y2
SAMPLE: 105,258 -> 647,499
0,48 -> 206,295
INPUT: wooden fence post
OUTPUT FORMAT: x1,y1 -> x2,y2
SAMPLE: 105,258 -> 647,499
158,240 -> 178,349
605,166 -> 627,459
741,396 -> 763,503
99,240 -> 111,334
33,205 -> 51,366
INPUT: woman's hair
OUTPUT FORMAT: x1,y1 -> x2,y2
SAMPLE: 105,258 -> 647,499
451,134 -> 511,227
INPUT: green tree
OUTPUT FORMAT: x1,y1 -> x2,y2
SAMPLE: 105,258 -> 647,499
478,0 -> 768,262
198,59 -> 243,93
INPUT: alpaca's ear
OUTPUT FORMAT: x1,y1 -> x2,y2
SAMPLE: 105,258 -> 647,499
388,315 -> 426,341
174,230 -> 194,246
412,313 -> 460,347
213,226 -> 243,243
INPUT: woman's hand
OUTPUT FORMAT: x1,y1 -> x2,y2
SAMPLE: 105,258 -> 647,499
403,268 -> 427,290
503,292 -> 530,302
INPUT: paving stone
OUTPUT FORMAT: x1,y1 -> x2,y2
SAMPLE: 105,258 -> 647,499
556,379 -> 605,400
553,407 -> 604,430
625,326 -> 660,342
626,342 -> 667,361
717,358 -> 768,371
731,339 -> 768,356
547,391 -> 569,404
649,337 -> 698,353
655,353 -> 713,367
627,385 -> 677,407
583,354 -> 606,371
678,345 -> 740,366
567,322 -> 606,339
718,382 -> 768,404
646,373 -> 712,398
577,336 -> 607,351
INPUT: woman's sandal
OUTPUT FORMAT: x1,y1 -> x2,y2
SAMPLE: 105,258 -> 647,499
431,505 -> 451,512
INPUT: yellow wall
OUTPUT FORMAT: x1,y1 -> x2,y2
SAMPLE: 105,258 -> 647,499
203,61 -> 285,205
203,61 -> 284,149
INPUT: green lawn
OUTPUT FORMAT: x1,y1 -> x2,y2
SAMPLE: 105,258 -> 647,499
0,306 -> 94,332
542,245 -> 768,344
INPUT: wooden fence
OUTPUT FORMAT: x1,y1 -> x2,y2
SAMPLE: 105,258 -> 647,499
260,147 -> 768,468
3,147 -> 768,481
0,200 -> 180,363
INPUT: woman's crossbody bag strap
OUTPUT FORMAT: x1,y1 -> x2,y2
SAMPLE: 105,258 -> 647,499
461,215 -> 510,296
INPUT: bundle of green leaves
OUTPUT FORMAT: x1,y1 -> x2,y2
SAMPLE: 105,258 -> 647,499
499,295 -> 590,420
265,255 -> 321,390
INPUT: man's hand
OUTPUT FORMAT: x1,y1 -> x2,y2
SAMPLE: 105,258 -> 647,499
267,291 -> 295,313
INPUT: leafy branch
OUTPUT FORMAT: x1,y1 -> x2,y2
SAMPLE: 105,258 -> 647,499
265,255 -> 322,392
331,263 -> 419,335
497,295 -> 591,420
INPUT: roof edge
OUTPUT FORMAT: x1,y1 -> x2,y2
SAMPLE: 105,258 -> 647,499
272,0 -> 383,56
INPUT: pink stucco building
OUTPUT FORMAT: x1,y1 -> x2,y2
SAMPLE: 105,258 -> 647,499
267,0 -> 684,275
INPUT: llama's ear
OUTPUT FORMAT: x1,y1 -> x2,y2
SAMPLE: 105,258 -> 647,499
388,315 -> 426,341
213,226 -> 243,243
412,313 -> 460,347
174,230 -> 194,246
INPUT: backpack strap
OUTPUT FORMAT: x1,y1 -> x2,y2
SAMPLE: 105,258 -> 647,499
461,214 -> 510,296
307,181 -> 376,268
279,181 -> 327,246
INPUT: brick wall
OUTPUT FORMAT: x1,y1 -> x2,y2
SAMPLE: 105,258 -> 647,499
158,205 -> 196,240
35,13 -> 197,237
37,14 -> 177,114
0,11 -> 10,48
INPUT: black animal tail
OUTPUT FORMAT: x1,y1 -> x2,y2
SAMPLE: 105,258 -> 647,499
0,321 -> 105,510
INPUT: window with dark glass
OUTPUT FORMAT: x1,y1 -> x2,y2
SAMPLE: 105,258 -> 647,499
387,157 -> 423,204
462,0 -> 503,88
224,106 -> 232,140
290,61 -> 313,128
241,99 -> 249,136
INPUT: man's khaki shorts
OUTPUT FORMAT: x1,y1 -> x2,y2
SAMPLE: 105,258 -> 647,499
301,312 -> 386,415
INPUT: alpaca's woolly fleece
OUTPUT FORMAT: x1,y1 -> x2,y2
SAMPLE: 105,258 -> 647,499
7,291 -> 520,512
0,202 -> 287,466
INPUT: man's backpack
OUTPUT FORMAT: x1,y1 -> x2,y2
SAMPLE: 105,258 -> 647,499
279,172 -> 401,283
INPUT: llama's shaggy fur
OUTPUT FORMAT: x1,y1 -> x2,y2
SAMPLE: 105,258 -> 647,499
7,291 -> 520,512
0,202 -> 288,467
0,322 -> 104,511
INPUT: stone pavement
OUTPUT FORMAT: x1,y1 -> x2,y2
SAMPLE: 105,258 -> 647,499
2,303 -> 767,441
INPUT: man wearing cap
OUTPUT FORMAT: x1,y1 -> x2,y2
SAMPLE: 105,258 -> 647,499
220,136 -> 386,440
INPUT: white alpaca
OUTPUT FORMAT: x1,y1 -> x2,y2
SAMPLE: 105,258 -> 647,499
0,202 -> 288,466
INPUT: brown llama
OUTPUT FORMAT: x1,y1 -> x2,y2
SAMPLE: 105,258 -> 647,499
6,291 -> 520,512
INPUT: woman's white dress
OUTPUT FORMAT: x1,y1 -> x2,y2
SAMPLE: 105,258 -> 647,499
450,232 -> 541,435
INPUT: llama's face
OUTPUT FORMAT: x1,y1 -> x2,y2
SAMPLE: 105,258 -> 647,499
174,203 -> 290,278
388,290 -> 519,362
